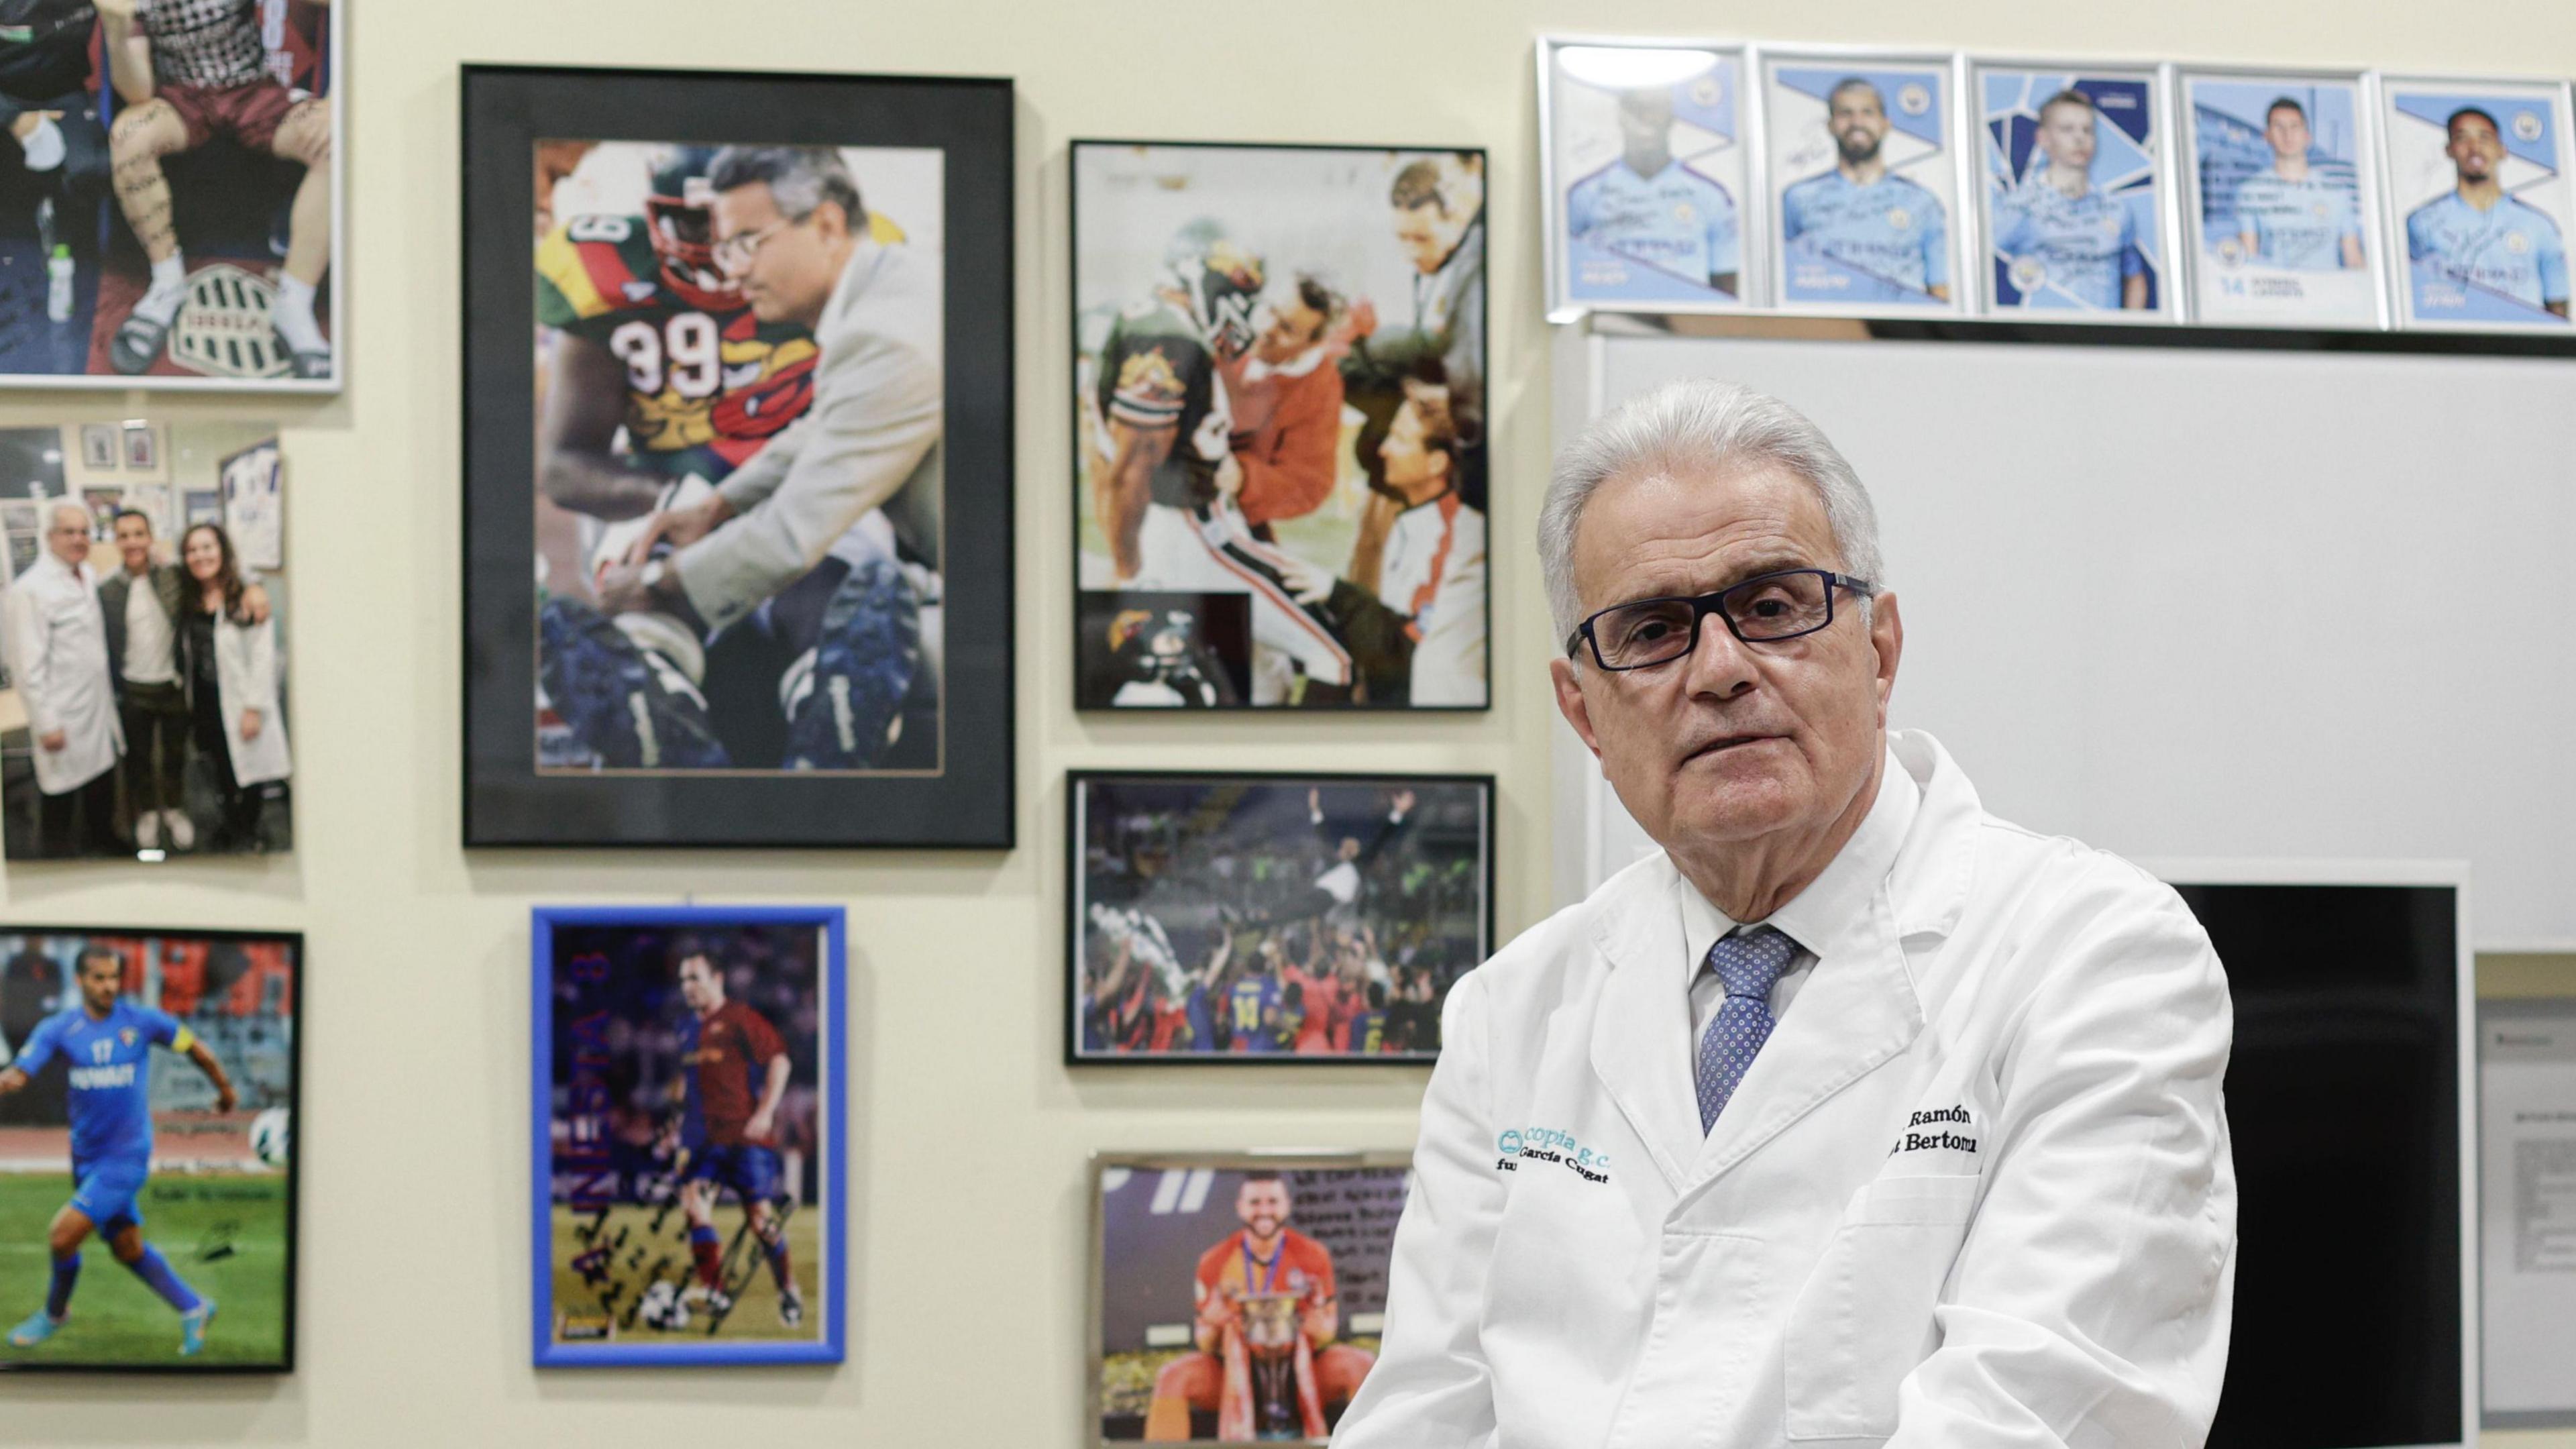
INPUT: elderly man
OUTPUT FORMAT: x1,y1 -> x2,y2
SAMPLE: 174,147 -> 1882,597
4,502 -> 123,855
1336,380 -> 2235,1446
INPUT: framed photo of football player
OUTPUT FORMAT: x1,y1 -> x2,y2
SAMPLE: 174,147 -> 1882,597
2178,68 -> 2390,329
1540,38 -> 1754,317
0,1 -> 341,392
1,419 -> 295,863
1761,50 -> 1968,315
1090,1151 -> 1410,1443
1071,140 -> 1489,712
530,905 -> 845,1367
0,926 -> 302,1374
1974,60 -> 2178,321
2379,77 -> 2576,332
462,66 -> 1015,848
1067,771 -> 1494,1065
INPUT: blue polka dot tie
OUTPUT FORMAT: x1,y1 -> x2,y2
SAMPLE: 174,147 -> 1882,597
1696,926 -> 1799,1135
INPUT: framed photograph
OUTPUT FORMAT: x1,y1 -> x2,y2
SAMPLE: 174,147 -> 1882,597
530,906 -> 845,1367
80,426 -> 118,472
2179,68 -> 2388,329
1090,1151 -> 1409,1443
120,422 -> 157,474
218,438 -> 282,572
1762,51 -> 1966,314
1067,771 -> 1494,1064
1541,38 -> 1754,317
2,421 -> 293,862
0,926 -> 302,1373
462,66 -> 1015,848
1974,61 -> 2177,321
0,2 -> 340,391
1071,140 -> 1489,711
2380,77 -> 2576,331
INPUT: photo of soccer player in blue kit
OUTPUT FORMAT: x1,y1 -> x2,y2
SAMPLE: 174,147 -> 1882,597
2382,78 -> 2576,329
2182,70 -> 2386,327
1543,42 -> 1749,313
1765,57 -> 1962,311
1978,66 -> 2169,317
0,928 -> 298,1371
532,908 -> 843,1366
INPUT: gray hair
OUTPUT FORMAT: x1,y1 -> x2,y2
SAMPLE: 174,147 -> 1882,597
47,500 -> 89,532
708,146 -> 863,227
1540,379 -> 1884,639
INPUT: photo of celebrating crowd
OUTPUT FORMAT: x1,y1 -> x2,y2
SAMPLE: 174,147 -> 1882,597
1070,773 -> 1492,1063
1072,142 -> 1489,711
0,0 -> 338,386
0,421 -> 290,860
536,915 -> 837,1361
0,928 -> 299,1372
1093,1158 -> 1408,1443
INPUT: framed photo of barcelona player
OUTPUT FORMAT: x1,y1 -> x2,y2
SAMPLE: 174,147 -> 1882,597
1071,140 -> 1489,712
1090,1150 -> 1410,1444
1540,37 -> 1756,318
1761,49 -> 1968,316
2178,67 -> 2389,329
530,905 -> 845,1367
462,66 -> 1015,848
1067,771 -> 1494,1065
0,1 -> 342,391
0,925 -> 302,1374
2379,76 -> 2576,333
1973,60 -> 2178,321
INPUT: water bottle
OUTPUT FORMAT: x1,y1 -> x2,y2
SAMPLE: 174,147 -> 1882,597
46,246 -> 73,324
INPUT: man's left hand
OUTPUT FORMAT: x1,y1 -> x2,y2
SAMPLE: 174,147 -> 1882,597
217,1084 -> 237,1114
744,1109 -> 775,1144
594,561 -> 657,616
623,493 -> 735,566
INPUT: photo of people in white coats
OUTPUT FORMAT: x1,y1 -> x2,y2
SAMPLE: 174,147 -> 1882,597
0,421 -> 288,859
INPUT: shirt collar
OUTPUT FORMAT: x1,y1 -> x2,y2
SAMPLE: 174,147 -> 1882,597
1677,743 -> 1921,979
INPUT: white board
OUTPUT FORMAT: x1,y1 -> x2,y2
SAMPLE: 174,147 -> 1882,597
1554,326 -> 2576,947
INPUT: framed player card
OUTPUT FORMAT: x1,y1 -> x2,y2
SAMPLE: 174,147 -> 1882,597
1090,1151 -> 1410,1444
2379,76 -> 2576,332
1067,771 -> 1494,1065
2178,68 -> 2390,329
1071,140 -> 1489,711
0,1 -> 341,392
462,66 -> 1015,848
1540,38 -> 1754,317
1761,50 -> 1968,315
0,926 -> 303,1374
530,905 -> 846,1367
1974,60 -> 2178,322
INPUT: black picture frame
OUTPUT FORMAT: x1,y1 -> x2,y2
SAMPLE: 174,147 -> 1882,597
1069,138 -> 1493,714
1066,769 -> 1497,1066
461,65 -> 1015,848
0,926 -> 303,1375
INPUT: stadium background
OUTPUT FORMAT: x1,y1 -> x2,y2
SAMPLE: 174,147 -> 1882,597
0,1 -> 2569,1445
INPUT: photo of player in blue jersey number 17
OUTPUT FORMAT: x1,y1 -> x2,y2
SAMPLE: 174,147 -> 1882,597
2233,98 -> 2365,272
1566,87 -> 1739,297
1781,78 -> 1950,302
2406,108 -> 2569,319
0,947 -> 233,1358
1994,91 -> 2147,310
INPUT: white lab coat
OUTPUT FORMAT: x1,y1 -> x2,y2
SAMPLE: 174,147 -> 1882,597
1337,729 -> 2235,1449
2,551 -> 122,796
209,611 -> 290,787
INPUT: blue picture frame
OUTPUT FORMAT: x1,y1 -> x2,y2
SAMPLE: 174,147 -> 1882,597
530,904 -> 847,1367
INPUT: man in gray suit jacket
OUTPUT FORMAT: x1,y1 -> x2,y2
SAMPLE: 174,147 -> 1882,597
587,144 -> 941,771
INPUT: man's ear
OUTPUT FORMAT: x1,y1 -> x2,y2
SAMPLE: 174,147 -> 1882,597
1868,591 -> 1904,725
1551,657 -> 1601,758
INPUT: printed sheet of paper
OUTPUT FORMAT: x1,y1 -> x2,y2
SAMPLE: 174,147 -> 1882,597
2481,1000 -> 2576,1426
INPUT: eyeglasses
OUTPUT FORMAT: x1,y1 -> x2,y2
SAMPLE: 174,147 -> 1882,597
712,215 -> 800,274
1565,568 -> 1877,671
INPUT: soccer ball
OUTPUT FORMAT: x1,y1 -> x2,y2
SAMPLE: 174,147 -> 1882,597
640,1279 -> 691,1332
250,1108 -> 291,1169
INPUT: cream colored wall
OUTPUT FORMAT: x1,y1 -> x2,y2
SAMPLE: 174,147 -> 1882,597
3,0 -> 2573,1442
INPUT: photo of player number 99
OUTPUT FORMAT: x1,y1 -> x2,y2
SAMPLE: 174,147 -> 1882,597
0,927 -> 301,1374
531,906 -> 845,1367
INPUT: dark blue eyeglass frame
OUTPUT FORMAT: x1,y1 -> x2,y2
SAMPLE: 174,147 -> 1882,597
1564,568 -> 1879,670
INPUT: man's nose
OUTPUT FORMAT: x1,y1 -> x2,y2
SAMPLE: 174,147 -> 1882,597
1680,610 -> 1758,700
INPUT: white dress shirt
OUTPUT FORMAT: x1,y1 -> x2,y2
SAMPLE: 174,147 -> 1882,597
123,572 -> 177,685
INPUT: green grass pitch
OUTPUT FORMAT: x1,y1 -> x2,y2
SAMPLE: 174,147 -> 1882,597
0,1171 -> 290,1368
547,1200 -> 822,1346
